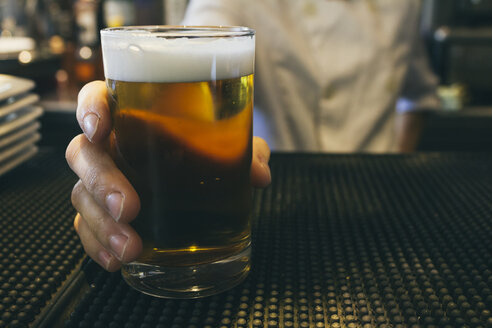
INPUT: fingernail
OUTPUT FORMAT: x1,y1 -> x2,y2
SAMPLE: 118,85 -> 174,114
109,234 -> 128,261
257,154 -> 266,165
257,149 -> 270,165
83,113 -> 99,141
106,192 -> 124,221
99,250 -> 113,271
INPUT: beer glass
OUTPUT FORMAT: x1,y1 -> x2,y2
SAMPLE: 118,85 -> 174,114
100,26 -> 255,298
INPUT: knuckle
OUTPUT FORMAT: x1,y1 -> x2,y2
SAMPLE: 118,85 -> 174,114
71,182 -> 80,205
83,167 -> 110,203
71,180 -> 85,209
77,82 -> 94,108
82,165 -> 115,207
77,81 -> 106,121
65,134 -> 84,167
78,82 -> 92,99
83,166 -> 99,192
254,137 -> 270,153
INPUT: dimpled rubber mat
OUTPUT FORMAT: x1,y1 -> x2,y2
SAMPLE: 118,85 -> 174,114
62,153 -> 492,328
2,150 -> 492,328
0,148 -> 82,328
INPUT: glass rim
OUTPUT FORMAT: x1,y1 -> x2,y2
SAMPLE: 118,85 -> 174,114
101,25 -> 255,39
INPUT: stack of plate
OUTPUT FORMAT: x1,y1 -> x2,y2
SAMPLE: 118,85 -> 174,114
0,74 -> 43,177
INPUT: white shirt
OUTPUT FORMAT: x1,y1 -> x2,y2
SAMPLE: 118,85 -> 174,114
183,0 -> 440,152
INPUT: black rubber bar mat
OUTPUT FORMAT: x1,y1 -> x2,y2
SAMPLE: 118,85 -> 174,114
0,148 -> 81,328
1,149 -> 491,327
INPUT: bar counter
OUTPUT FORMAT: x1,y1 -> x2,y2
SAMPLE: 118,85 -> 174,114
0,148 -> 491,327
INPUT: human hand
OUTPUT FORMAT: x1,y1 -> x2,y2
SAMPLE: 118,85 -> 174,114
66,81 -> 271,272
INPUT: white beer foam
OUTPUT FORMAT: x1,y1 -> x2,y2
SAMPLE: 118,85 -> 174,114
101,29 -> 255,82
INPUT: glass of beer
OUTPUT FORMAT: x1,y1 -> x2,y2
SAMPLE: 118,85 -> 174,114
100,26 -> 255,298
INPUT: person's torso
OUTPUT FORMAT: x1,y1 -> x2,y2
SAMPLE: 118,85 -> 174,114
185,0 -> 422,152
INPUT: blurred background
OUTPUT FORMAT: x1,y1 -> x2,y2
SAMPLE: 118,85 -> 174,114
0,0 -> 187,101
0,0 -> 491,151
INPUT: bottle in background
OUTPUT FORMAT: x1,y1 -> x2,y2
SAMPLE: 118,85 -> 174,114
73,0 -> 103,85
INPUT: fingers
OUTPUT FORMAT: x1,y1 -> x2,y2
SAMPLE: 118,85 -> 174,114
76,81 -> 112,143
70,84 -> 271,273
74,213 -> 119,271
73,183 -> 142,270
66,134 -> 140,223
251,136 -> 271,188
67,132 -> 142,271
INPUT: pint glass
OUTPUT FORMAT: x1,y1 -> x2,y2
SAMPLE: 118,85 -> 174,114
100,26 -> 255,298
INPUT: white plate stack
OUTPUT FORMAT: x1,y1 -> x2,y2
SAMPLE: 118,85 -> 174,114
0,74 -> 43,177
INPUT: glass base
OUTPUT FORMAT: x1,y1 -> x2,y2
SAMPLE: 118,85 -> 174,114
121,245 -> 251,298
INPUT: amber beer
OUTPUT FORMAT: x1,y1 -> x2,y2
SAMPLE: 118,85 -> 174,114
108,77 -> 253,263
101,27 -> 255,298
